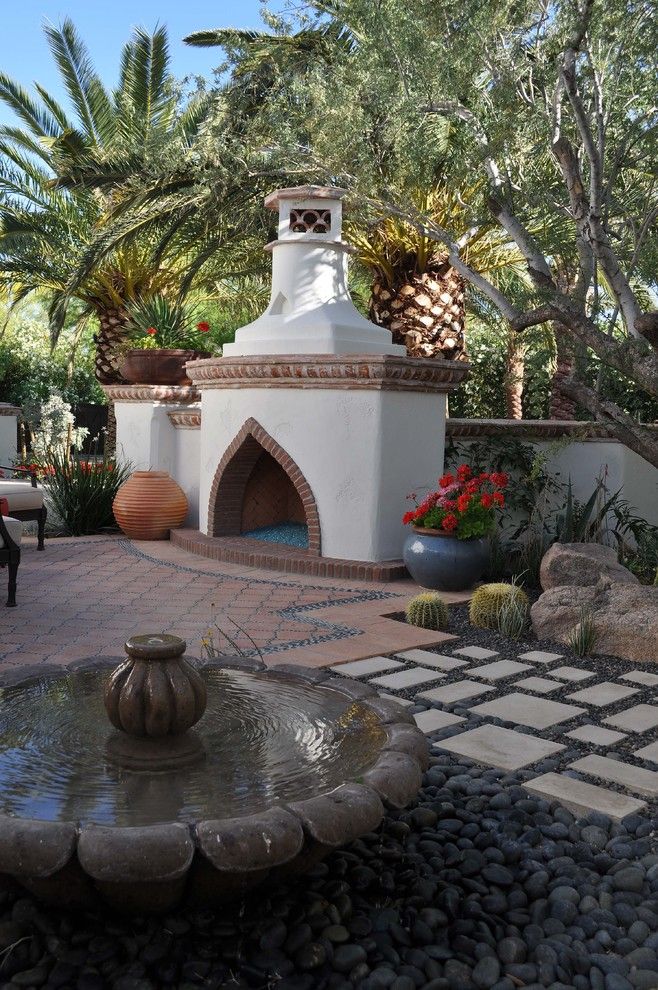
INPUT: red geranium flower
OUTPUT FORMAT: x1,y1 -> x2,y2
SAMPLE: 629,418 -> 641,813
456,493 -> 472,513
456,464 -> 472,482
146,326 -> 158,336
438,473 -> 455,489
197,321 -> 210,333
442,499 -> 457,510
493,491 -> 505,507
480,493 -> 494,509
441,513 -> 458,533
402,510 -> 415,525
491,472 -> 509,488
465,479 -> 481,495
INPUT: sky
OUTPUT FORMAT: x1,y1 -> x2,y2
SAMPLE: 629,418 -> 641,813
0,0 -> 276,126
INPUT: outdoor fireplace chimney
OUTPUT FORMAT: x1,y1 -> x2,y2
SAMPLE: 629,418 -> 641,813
222,186 -> 406,357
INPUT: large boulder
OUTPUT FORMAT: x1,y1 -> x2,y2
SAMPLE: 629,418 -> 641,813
531,579 -> 658,663
540,542 -> 639,591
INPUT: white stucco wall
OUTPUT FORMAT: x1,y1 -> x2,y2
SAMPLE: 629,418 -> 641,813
452,434 -> 658,529
114,401 -> 200,527
0,411 -> 18,469
198,387 -> 447,561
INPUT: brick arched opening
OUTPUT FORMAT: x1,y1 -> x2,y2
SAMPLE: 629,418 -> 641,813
207,418 -> 321,555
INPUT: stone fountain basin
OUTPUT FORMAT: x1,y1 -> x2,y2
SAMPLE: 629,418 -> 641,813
0,656 -> 428,913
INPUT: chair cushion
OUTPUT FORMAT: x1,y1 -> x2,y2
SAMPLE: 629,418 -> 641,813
0,516 -> 22,549
0,480 -> 44,510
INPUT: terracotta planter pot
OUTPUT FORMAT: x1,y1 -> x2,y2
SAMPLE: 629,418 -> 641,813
119,349 -> 211,386
113,471 -> 188,540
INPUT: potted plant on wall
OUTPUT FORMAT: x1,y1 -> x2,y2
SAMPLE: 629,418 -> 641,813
119,295 -> 214,386
402,465 -> 508,591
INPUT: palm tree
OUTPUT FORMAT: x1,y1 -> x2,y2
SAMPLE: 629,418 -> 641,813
0,20 -> 209,386
346,187 -> 529,369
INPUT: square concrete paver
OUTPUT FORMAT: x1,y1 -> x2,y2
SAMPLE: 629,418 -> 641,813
566,682 -> 640,707
379,693 -> 413,708
513,676 -> 562,694
436,724 -> 565,771
469,692 -> 586,730
518,650 -> 564,665
634,741 -> 658,763
371,667 -> 445,690
604,705 -> 658,733
550,666 -> 596,683
620,671 -> 658,688
525,772 -> 646,821
569,755 -> 658,798
417,680 -> 495,705
331,656 -> 404,677
565,724 -> 627,746
469,659 -> 532,681
453,646 -> 499,660
414,709 -> 466,733
396,649 -> 469,671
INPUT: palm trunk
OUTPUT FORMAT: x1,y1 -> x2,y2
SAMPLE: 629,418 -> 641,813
369,258 -> 467,360
94,305 -> 129,460
505,333 -> 525,419
550,324 -> 577,420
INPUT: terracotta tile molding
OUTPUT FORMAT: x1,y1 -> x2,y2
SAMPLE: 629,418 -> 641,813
186,355 -> 470,393
167,409 -> 202,430
171,529 -> 407,582
446,418 -> 658,440
101,385 -> 201,404
207,418 -> 322,555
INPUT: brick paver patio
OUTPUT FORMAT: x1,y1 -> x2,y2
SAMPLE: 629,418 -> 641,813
1,535 -> 465,669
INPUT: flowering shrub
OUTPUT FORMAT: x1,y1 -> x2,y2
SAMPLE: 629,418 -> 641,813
403,465 -> 508,540
38,452 -> 132,535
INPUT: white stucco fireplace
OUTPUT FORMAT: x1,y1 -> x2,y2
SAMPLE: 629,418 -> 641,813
108,186 -> 468,579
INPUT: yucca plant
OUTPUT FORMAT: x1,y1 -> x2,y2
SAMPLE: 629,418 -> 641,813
40,451 -> 132,536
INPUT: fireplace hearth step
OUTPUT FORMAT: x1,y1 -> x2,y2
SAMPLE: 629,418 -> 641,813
243,522 -> 309,549
171,529 -> 408,582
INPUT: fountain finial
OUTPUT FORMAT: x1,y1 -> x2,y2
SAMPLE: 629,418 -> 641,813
104,633 -> 207,769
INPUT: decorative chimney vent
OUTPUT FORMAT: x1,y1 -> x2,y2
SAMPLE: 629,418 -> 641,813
222,185 -> 405,357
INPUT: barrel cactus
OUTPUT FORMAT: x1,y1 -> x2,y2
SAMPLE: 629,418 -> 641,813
405,592 -> 449,631
469,582 -> 529,631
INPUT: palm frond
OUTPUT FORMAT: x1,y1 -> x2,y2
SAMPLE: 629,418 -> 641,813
44,19 -> 114,144
0,74 -> 63,138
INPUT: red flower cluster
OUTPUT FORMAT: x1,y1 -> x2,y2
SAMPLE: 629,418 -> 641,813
403,464 -> 508,538
146,327 -> 158,336
196,321 -> 211,333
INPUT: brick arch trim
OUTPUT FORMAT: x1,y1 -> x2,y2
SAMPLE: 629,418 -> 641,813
207,417 -> 321,555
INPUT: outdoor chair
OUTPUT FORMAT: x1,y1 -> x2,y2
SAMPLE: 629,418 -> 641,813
0,512 -> 21,606
0,465 -> 47,550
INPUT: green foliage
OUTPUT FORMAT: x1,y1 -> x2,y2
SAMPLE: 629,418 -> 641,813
568,607 -> 598,657
405,592 -> 449,631
497,588 -> 531,641
125,294 -> 215,351
40,452 -> 132,536
469,582 -> 530,631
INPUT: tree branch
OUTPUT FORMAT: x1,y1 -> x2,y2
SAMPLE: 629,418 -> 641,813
557,375 -> 658,469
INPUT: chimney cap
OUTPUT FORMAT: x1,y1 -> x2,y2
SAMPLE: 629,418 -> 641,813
264,185 -> 348,211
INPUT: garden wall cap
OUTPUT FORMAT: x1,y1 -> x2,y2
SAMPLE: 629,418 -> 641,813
264,185 -> 349,209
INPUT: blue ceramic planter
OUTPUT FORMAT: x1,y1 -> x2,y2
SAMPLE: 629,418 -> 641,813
403,529 -> 489,591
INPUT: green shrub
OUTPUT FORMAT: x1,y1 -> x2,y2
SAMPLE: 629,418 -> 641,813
405,592 -> 449,631
469,582 -> 530,631
40,453 -> 132,535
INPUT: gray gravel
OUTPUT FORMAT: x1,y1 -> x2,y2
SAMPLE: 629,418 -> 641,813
0,754 -> 657,990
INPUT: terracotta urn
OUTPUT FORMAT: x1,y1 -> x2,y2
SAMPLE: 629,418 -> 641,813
119,349 -> 210,386
113,470 -> 188,540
